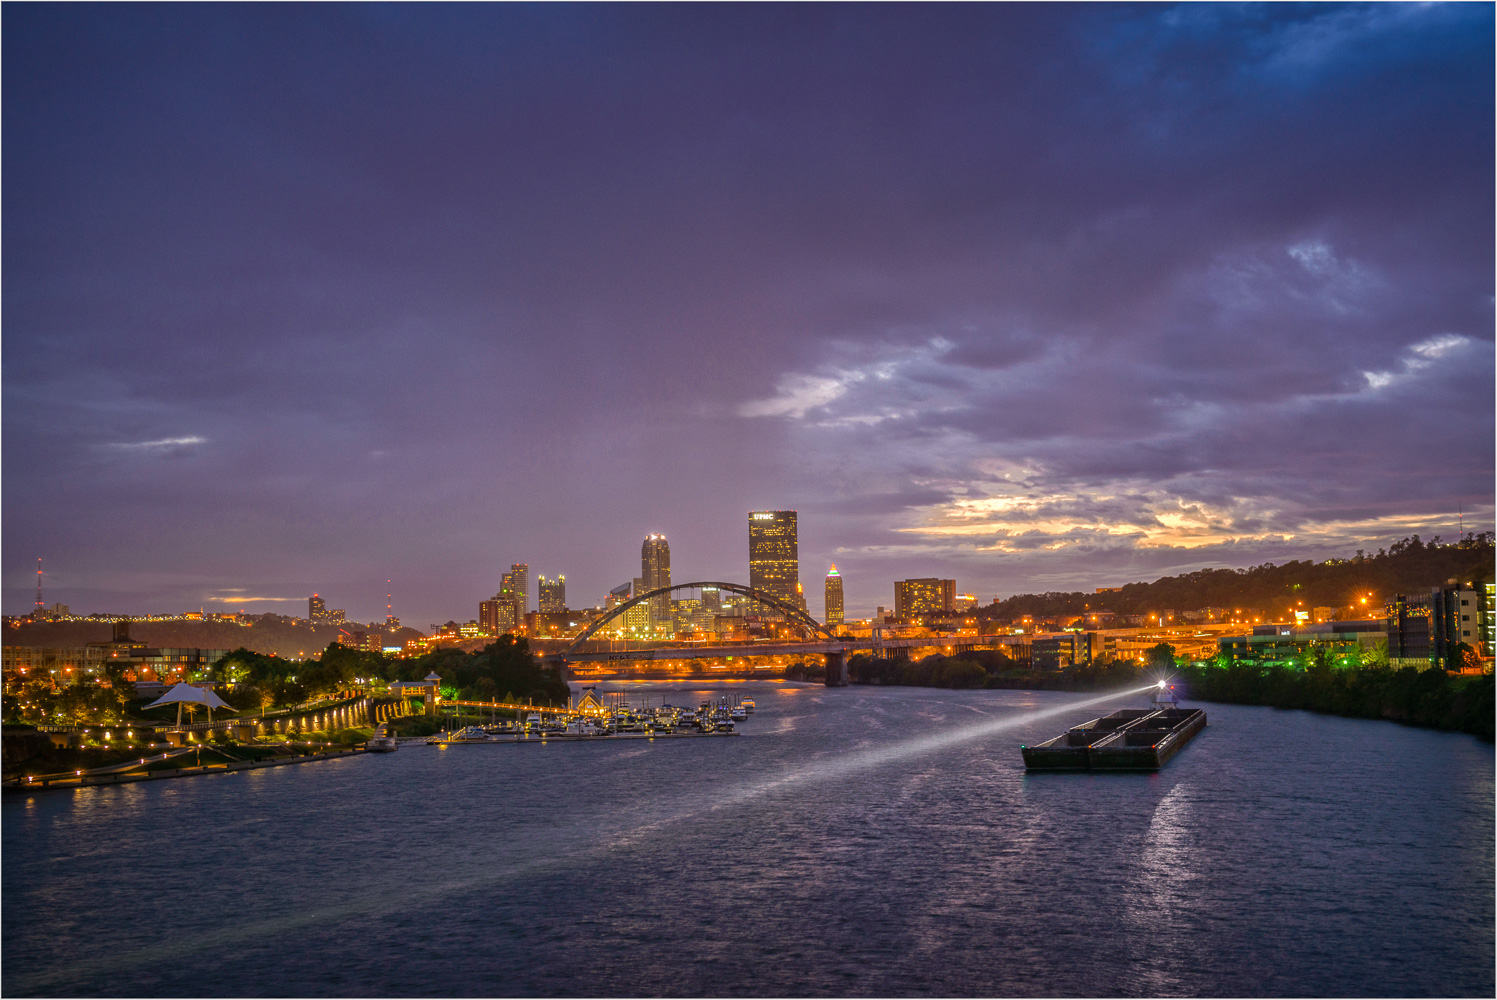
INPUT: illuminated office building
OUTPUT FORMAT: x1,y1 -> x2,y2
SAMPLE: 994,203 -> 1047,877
309,594 -> 327,621
749,510 -> 799,611
509,563 -> 529,621
894,578 -> 956,622
673,597 -> 714,635
481,593 -> 517,634
825,565 -> 844,627
642,534 -> 671,633
539,574 -> 566,613
603,588 -> 652,638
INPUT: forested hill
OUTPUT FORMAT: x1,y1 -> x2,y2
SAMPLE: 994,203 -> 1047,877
3,618 -> 424,658
983,534 -> 1494,621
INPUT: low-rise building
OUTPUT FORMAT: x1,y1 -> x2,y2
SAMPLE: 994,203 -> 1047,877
1217,620 -> 1388,667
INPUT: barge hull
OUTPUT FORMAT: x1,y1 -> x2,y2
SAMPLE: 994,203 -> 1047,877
1024,708 -> 1206,772
1088,711 -> 1207,770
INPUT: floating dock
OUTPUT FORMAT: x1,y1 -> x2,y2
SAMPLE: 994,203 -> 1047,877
1022,707 -> 1206,771
427,729 -> 736,746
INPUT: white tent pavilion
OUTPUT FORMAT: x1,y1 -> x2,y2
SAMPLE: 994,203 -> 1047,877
144,682 -> 232,727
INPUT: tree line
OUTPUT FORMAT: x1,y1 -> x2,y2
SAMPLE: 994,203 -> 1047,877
980,534 -> 1493,621
836,642 -> 1492,742
208,635 -> 569,713
1176,660 -> 1493,741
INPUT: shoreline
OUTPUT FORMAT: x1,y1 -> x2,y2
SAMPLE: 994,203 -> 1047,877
4,746 -> 366,792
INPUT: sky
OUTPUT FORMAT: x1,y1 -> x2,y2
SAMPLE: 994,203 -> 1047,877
4,3 -> 1493,626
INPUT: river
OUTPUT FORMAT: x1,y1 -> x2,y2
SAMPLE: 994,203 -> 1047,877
3,682 -> 1492,997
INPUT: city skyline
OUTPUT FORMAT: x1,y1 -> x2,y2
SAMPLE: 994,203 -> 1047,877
5,5 -> 1492,626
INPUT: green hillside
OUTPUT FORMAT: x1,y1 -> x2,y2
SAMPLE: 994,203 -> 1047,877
982,534 -> 1494,621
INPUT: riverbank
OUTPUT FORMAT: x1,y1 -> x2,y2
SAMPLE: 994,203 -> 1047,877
4,745 -> 366,791
848,654 -> 1494,742
1175,662 -> 1494,741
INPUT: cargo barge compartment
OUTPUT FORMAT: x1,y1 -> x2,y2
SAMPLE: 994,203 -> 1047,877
1022,707 -> 1206,771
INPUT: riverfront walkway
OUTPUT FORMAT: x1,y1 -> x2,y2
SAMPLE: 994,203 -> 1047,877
5,746 -> 366,792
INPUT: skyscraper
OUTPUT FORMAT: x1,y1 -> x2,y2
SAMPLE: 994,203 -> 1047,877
510,563 -> 529,622
309,594 -> 326,621
606,582 -> 632,610
749,510 -> 799,611
539,574 -> 566,613
641,534 -> 671,634
825,565 -> 844,627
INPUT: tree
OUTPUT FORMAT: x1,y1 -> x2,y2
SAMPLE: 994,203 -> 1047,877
1146,642 -> 1177,668
1454,643 -> 1481,673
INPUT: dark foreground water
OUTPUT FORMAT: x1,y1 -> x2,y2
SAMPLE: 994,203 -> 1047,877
4,683 -> 1493,997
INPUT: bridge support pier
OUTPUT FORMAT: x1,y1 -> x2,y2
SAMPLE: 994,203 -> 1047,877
824,651 -> 848,687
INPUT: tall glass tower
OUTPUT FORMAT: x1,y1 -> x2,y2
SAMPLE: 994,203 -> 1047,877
824,565 -> 844,627
749,510 -> 799,611
509,563 -> 529,623
641,534 -> 671,633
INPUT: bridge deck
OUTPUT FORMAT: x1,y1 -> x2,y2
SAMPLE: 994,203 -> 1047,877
554,634 -> 1008,662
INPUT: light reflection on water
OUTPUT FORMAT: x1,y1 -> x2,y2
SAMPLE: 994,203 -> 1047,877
3,682 -> 1493,998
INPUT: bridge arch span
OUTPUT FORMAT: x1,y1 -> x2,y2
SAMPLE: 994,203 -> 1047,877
563,581 -> 836,657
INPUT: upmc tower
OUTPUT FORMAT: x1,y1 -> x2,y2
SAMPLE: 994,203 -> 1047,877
749,510 -> 801,610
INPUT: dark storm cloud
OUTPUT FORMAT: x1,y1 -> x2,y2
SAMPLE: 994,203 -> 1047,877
4,4 -> 1491,620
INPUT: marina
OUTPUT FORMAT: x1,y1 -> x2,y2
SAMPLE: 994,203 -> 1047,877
427,695 -> 748,745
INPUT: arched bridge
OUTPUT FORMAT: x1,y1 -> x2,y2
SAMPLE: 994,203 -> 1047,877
563,581 -> 838,657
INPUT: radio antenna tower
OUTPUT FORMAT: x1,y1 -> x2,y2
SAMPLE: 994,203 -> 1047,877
386,581 -> 393,624
35,558 -> 44,612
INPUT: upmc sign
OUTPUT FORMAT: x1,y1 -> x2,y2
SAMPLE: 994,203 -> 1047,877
751,512 -> 774,519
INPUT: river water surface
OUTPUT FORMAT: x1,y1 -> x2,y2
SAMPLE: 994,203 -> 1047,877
4,683 -> 1492,997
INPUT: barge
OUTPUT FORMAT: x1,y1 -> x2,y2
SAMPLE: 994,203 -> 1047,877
1022,697 -> 1206,771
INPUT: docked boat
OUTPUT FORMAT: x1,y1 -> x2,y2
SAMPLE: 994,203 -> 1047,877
450,726 -> 495,743
729,706 -> 747,722
740,699 -> 756,714
1022,693 -> 1206,771
365,735 -> 398,752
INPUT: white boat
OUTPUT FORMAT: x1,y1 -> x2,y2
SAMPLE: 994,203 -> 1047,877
450,726 -> 494,742
365,735 -> 398,752
730,707 -> 747,722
